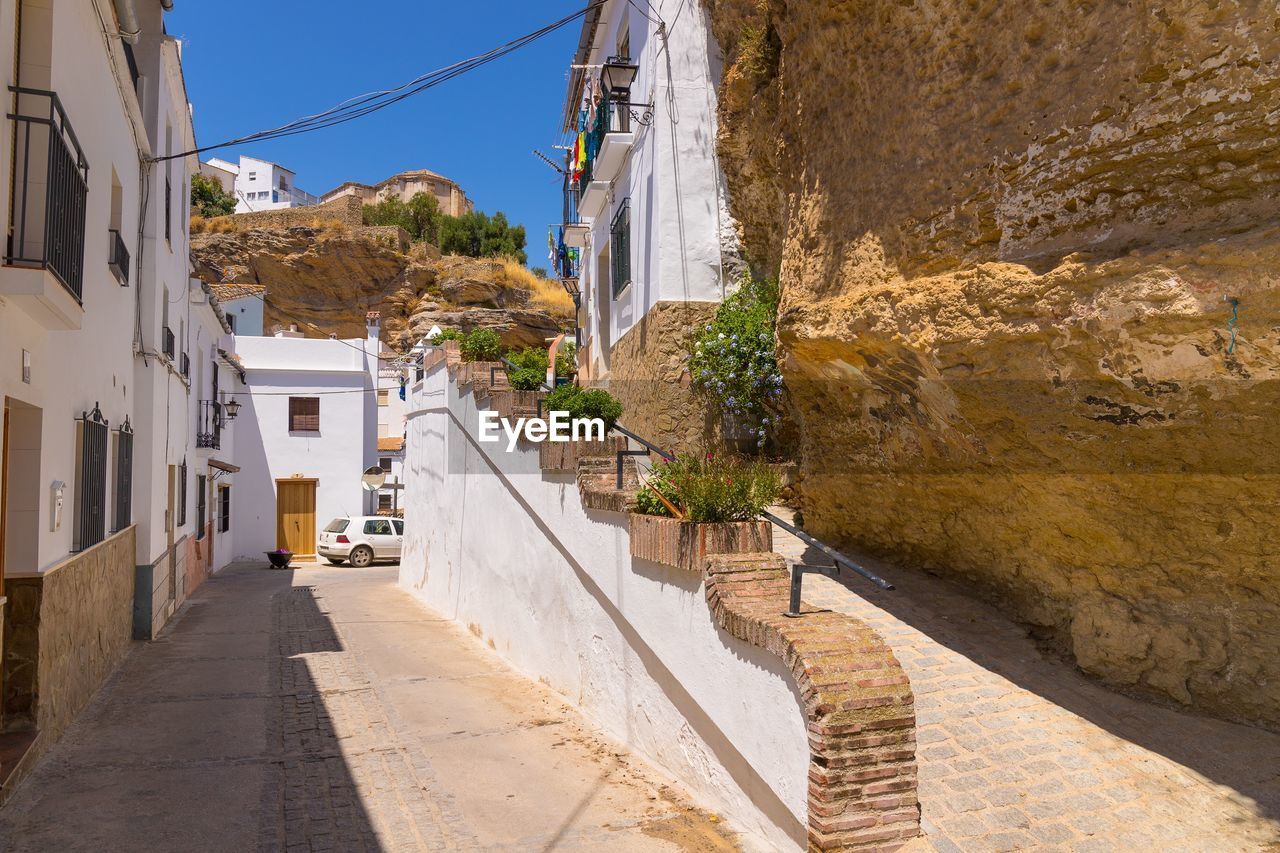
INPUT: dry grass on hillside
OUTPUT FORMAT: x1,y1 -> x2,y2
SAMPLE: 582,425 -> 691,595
495,257 -> 574,314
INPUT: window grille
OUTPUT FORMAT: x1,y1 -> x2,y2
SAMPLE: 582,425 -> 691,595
196,474 -> 207,540
74,403 -> 109,551
218,486 -> 231,533
610,199 -> 631,298
111,416 -> 133,534
164,176 -> 172,242
177,459 -> 188,526
289,397 -> 320,431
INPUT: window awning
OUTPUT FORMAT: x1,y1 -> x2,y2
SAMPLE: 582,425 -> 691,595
208,458 -> 240,477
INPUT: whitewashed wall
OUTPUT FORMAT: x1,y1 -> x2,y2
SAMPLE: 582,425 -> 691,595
398,361 -> 809,851
230,335 -> 378,558
574,0 -> 729,375
0,0 -> 149,572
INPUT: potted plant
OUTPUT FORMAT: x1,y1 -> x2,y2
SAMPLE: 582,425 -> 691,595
265,548 -> 293,569
629,453 -> 780,571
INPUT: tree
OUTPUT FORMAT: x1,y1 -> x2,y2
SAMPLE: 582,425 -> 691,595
363,192 -> 444,246
439,209 -> 527,264
190,173 -> 237,218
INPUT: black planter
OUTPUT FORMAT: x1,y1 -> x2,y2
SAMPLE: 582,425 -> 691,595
265,551 -> 293,569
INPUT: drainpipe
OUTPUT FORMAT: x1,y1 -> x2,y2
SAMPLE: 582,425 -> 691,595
112,0 -> 141,43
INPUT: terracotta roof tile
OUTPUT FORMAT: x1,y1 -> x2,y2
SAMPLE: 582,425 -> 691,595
377,437 -> 405,452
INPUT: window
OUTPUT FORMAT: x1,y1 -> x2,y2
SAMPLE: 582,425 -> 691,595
288,397 -> 320,431
218,486 -> 231,533
111,417 -> 134,534
610,199 -> 631,298
248,171 -> 257,181
379,456 -> 392,473
164,176 -> 172,242
323,518 -> 350,533
279,176 -> 288,189
364,519 -> 393,535
378,493 -> 393,511
196,474 -> 207,539
74,405 -> 109,551
177,459 -> 187,526
377,389 -> 389,406
227,314 -> 236,333
392,519 -> 404,535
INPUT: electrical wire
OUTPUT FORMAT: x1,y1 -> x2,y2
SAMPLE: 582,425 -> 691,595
154,1 -> 608,163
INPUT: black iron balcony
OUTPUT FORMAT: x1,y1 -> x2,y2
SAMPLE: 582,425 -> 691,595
162,326 -> 175,358
197,400 -> 223,449
5,87 -> 89,302
108,228 -> 129,285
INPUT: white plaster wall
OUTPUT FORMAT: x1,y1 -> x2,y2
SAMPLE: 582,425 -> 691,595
575,0 -> 728,376
0,0 -> 151,571
398,363 -> 809,851
230,336 -> 378,557
224,296 -> 264,336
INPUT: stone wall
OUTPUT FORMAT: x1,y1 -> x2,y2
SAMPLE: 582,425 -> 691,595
604,300 -> 719,454
707,0 -> 1280,727
3,527 -> 135,741
132,535 -> 188,641
223,195 -> 363,230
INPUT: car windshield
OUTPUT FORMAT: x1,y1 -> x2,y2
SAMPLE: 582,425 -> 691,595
323,518 -> 349,533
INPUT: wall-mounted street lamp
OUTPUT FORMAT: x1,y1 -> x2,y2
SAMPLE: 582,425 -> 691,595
223,398 -> 242,420
602,56 -> 654,126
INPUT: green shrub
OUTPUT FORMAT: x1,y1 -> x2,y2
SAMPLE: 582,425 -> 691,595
427,327 -> 462,346
460,328 -> 502,362
544,384 -> 623,432
689,274 -> 783,450
635,453 -> 780,523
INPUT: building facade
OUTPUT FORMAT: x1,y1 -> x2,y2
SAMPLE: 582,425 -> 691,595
201,154 -> 320,214
322,169 -> 472,218
228,317 -> 382,559
0,0 -> 236,784
554,0 -> 734,450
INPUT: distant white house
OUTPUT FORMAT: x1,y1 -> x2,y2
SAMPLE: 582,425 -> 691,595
228,314 -> 386,559
200,154 -> 320,214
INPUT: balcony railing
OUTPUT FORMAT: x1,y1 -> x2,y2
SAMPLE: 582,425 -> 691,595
274,186 -> 320,206
197,400 -> 223,449
162,326 -> 175,358
108,228 -> 129,285
5,87 -> 89,301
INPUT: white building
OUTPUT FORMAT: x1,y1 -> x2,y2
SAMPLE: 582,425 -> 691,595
374,347 -> 410,515
557,0 -> 731,381
201,154 -> 320,214
0,0 -> 233,768
229,317 -> 382,559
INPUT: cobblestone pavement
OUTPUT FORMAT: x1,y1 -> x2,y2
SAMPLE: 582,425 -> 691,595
771,509 -> 1280,852
0,563 -> 738,852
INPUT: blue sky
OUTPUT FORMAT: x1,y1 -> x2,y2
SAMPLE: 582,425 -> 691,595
169,1 -> 584,269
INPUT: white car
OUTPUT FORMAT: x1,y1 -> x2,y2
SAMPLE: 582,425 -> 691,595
318,516 -> 404,567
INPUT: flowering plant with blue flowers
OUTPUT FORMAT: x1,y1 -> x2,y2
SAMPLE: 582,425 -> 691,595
689,275 -> 783,450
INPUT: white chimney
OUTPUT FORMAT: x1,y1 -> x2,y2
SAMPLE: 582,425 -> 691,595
366,311 -> 381,344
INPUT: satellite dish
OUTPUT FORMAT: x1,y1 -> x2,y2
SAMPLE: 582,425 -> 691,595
361,466 -> 387,491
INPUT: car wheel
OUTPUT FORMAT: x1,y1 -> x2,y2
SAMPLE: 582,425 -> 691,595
326,558 -> 345,566
349,546 -> 374,568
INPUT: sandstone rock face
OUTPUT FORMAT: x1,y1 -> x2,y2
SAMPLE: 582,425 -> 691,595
190,227 -> 571,351
708,0 -> 1280,725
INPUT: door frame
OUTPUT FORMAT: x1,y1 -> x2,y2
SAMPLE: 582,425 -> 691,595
275,478 -> 318,557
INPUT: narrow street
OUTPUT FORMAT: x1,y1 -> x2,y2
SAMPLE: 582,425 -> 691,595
0,563 -> 738,852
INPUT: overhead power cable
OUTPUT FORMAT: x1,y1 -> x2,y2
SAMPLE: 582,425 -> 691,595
156,1 -> 607,163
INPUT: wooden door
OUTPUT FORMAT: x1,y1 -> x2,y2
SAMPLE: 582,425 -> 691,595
276,480 -> 317,556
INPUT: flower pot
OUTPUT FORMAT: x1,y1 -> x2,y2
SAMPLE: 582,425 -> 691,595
265,551 -> 293,569
629,514 -> 772,573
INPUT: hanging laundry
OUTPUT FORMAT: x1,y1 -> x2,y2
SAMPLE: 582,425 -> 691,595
548,229 -> 556,267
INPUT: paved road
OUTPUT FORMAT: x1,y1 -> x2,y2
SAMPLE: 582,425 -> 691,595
770,509 -> 1280,852
0,563 -> 737,852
